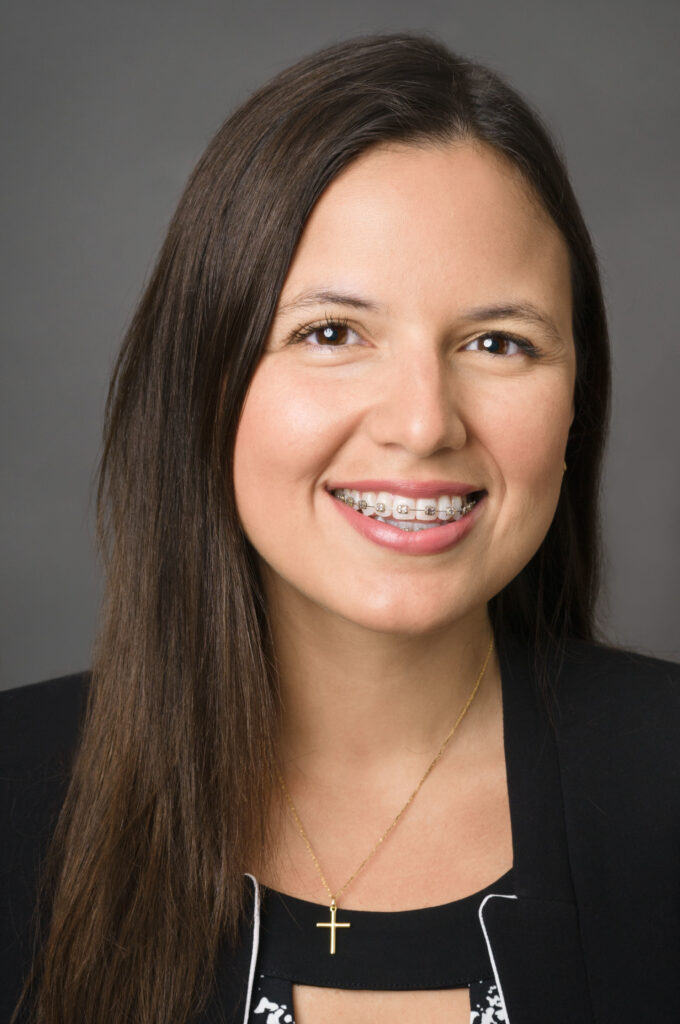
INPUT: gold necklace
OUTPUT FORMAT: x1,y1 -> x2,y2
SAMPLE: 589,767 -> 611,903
275,635 -> 495,954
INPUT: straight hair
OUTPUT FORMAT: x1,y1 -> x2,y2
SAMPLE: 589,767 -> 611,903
17,33 -> 610,1024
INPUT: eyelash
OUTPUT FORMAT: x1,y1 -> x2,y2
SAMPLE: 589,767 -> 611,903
288,316 -> 541,358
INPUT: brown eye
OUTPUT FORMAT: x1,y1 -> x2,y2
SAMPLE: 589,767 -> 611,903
313,323 -> 349,346
465,333 -> 525,356
289,318 -> 361,352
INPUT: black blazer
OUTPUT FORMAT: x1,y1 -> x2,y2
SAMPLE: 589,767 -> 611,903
2,640 -> 680,1024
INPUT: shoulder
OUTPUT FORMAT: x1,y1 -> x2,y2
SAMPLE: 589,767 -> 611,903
0,670 -> 90,866
1,670 -> 90,858
0,671 -> 90,774
1,672 -> 90,886
556,639 -> 680,730
554,641 -> 680,828
561,637 -> 680,681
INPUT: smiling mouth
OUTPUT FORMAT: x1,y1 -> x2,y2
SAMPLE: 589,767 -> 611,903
330,489 -> 486,530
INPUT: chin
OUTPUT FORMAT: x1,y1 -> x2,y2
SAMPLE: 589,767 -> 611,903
333,595 -> 483,637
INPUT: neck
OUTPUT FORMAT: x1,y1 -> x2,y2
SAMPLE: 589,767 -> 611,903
269,591 -> 499,777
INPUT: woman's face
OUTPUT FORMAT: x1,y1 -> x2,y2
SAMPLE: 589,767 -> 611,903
233,142 -> 575,636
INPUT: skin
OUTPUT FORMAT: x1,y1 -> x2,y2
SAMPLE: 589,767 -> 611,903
232,140 -> 575,1023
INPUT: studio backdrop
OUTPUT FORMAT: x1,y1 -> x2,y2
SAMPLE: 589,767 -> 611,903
1,0 -> 678,689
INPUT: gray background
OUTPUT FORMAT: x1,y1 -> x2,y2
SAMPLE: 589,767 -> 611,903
2,0 -> 678,690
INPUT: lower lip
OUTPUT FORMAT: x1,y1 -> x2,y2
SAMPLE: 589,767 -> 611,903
327,492 -> 485,555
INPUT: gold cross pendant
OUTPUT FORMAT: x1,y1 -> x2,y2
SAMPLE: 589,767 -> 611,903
316,897 -> 350,954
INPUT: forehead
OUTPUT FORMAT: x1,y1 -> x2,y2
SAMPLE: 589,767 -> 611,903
280,141 -> 572,325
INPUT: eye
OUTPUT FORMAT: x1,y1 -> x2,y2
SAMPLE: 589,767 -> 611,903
464,332 -> 538,357
289,317 -> 361,351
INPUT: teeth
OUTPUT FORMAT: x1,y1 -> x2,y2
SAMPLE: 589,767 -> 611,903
437,495 -> 452,521
376,517 -> 442,532
375,491 -> 393,517
439,494 -> 463,521
332,488 -> 480,522
361,490 -> 377,514
416,498 -> 439,522
392,495 -> 414,521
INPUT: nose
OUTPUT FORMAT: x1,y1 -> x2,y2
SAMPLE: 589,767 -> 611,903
366,343 -> 467,457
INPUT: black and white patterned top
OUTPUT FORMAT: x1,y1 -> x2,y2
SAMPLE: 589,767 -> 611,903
248,870 -> 513,1023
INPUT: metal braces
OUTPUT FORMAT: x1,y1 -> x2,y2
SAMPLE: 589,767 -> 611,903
336,493 -> 476,520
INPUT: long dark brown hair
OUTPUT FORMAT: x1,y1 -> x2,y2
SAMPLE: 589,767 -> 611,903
17,32 -> 610,1023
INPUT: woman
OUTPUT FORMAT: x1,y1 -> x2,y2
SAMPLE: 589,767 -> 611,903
2,33 -> 679,1024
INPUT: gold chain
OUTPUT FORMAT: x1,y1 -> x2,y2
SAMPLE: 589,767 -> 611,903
275,634 -> 495,906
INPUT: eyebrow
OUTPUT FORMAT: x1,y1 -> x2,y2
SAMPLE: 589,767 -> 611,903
275,291 -> 564,343
460,303 -> 565,344
276,289 -> 383,317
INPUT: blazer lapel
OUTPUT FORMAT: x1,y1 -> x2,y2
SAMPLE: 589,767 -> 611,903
481,643 -> 594,1023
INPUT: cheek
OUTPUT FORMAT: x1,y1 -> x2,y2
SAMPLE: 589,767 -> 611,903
479,377 -> 572,518
470,377 -> 572,599
507,403 -> 568,473
232,363 -> 345,525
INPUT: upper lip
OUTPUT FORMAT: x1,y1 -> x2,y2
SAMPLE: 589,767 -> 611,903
325,479 -> 484,498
